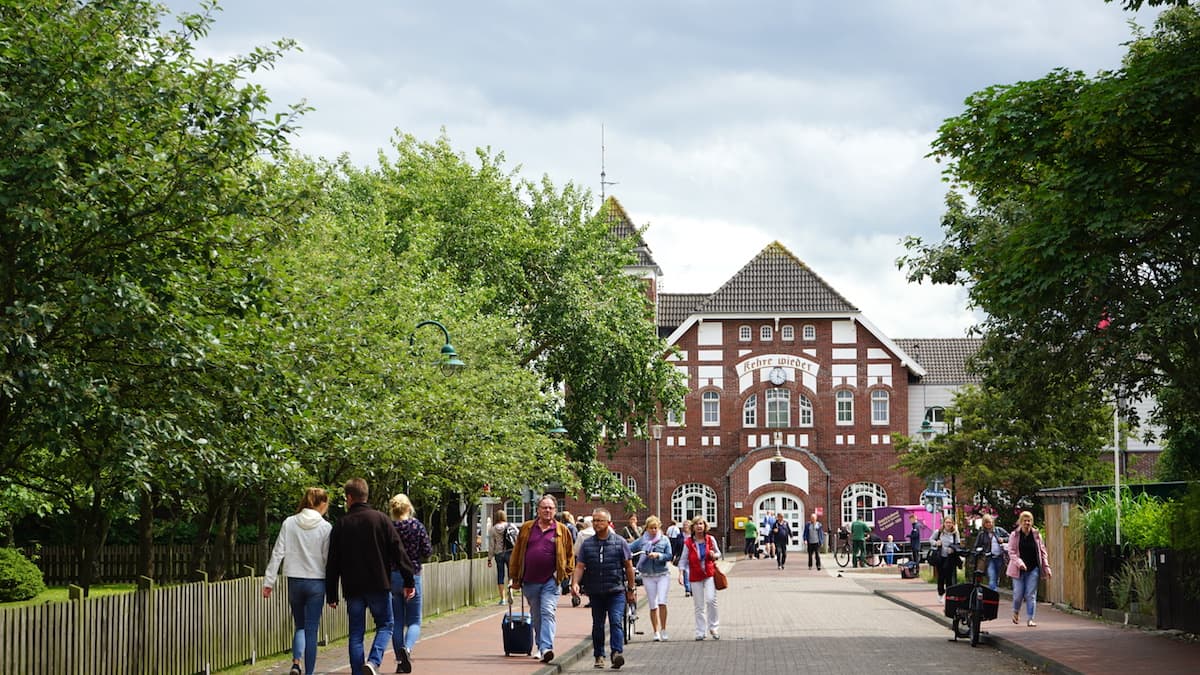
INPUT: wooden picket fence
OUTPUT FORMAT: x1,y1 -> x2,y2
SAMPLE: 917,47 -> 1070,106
27,544 -> 262,585
0,556 -> 493,675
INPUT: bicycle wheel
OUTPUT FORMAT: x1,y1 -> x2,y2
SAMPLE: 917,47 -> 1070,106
834,545 -> 851,567
952,611 -> 971,639
865,544 -> 883,567
624,604 -> 636,642
969,589 -> 983,647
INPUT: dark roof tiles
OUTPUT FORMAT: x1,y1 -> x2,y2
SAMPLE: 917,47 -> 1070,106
893,338 -> 982,384
698,241 -> 857,314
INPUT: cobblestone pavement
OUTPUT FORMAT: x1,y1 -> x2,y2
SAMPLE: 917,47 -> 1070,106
555,557 -> 1036,674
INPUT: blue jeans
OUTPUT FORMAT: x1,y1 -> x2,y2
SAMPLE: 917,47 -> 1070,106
347,591 -> 393,671
681,565 -> 691,594
521,578 -> 560,653
391,572 -> 422,655
1012,566 -> 1041,620
494,551 -> 511,585
287,577 -> 325,675
589,591 -> 626,657
986,556 -> 1005,591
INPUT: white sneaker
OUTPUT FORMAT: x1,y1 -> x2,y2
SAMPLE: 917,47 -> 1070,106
710,628 -> 720,640
531,650 -> 542,660
652,631 -> 661,641
660,631 -> 669,641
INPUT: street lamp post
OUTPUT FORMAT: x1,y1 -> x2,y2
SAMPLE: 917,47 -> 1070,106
651,424 -> 664,518
409,320 -> 466,374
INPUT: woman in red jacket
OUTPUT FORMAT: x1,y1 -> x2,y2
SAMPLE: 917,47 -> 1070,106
681,517 -> 721,640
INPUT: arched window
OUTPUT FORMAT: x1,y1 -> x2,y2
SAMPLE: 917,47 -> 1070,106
626,475 -> 638,495
798,393 -> 813,427
781,325 -> 795,341
841,482 -> 888,526
672,483 -> 718,527
739,325 -> 752,341
802,324 -> 816,340
836,389 -> 854,424
743,394 -> 758,427
760,325 -> 772,341
702,390 -> 720,426
871,389 -> 890,424
766,388 -> 790,427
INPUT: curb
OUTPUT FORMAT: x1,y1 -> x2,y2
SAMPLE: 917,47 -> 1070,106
874,589 -> 1084,675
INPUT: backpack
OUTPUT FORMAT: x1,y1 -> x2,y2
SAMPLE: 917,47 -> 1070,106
502,524 -> 517,551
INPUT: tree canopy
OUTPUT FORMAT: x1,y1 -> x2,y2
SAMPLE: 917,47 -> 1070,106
894,382 -> 1110,519
0,1 -> 683,582
900,5 -> 1200,469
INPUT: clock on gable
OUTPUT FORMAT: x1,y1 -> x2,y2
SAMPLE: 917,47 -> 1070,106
768,366 -> 787,386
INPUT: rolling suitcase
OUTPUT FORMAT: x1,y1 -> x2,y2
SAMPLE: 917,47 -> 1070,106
900,561 -> 919,579
502,594 -> 534,656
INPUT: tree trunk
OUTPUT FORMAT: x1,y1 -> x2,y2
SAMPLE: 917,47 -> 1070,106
255,491 -> 269,574
136,487 -> 155,581
221,493 -> 239,578
189,480 -> 220,581
209,496 -> 230,581
76,488 -> 112,594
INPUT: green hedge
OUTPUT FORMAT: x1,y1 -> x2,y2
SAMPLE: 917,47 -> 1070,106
0,548 -> 46,602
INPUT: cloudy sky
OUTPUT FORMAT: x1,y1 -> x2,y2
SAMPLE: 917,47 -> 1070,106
164,0 -> 1161,338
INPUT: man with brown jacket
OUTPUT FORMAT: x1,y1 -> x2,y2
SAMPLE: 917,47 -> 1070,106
508,494 -> 575,664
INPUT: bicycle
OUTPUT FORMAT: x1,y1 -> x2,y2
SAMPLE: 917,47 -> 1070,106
944,547 -> 1001,647
833,536 -> 852,567
623,550 -> 645,642
834,538 -> 882,567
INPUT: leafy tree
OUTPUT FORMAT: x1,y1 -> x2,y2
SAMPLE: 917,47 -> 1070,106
894,382 -> 1110,521
900,6 -> 1200,470
0,0 -> 305,587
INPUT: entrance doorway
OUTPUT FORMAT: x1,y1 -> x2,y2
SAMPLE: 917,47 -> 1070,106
754,493 -> 804,551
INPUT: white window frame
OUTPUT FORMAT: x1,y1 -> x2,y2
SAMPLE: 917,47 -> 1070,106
739,325 -> 752,341
504,500 -> 525,524
702,390 -> 720,426
743,394 -> 758,427
667,408 -> 683,427
626,475 -> 638,494
841,482 -> 888,526
798,393 -> 813,427
766,387 -> 790,428
672,483 -> 718,527
925,406 -> 946,424
760,325 -> 772,341
836,389 -> 854,425
802,324 -> 816,340
781,325 -> 794,341
871,389 -> 889,424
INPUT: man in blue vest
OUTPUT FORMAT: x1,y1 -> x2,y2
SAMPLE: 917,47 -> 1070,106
570,508 -> 636,670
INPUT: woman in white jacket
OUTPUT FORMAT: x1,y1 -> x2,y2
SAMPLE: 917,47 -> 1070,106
263,487 -> 332,675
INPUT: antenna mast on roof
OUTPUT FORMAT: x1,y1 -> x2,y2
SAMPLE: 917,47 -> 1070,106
600,124 -> 618,202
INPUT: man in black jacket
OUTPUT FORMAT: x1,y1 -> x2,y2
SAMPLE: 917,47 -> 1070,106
327,478 -> 415,675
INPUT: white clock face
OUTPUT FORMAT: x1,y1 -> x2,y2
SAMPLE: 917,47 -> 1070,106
769,367 -> 786,385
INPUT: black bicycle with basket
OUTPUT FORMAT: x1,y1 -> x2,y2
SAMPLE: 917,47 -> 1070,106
943,546 -> 1001,647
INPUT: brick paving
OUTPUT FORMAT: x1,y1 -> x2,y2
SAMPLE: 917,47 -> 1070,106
243,555 -> 1200,675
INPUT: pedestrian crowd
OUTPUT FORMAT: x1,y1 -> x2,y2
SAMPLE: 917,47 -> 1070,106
261,483 -> 1051,674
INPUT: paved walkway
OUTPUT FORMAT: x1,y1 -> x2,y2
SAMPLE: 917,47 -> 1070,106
243,555 -> 1199,674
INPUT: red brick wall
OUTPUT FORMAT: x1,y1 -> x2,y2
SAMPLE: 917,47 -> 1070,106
565,317 -> 924,545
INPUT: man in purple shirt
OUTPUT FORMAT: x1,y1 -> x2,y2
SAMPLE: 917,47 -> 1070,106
508,495 -> 575,664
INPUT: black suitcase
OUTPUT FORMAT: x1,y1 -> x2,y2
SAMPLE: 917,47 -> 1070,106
502,595 -> 534,656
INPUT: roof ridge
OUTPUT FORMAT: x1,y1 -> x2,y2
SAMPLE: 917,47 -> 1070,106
697,241 -> 858,314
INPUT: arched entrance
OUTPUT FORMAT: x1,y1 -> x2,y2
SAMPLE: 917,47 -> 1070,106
754,492 -> 804,551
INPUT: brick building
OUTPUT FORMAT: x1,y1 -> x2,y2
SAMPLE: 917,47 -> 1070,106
557,198 -> 981,550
